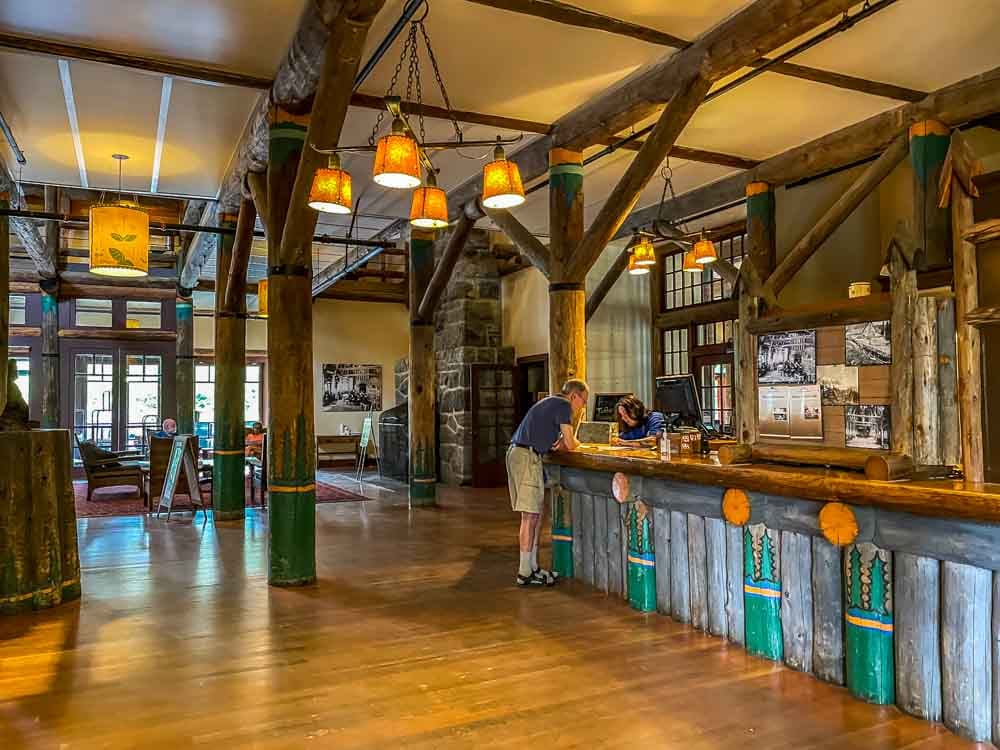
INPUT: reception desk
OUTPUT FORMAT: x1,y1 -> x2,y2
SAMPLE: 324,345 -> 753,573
545,445 -> 1000,743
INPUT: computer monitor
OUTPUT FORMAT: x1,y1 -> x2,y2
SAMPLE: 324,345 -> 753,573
655,374 -> 703,429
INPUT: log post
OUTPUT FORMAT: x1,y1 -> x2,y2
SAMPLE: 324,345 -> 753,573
952,181 -> 984,482
175,291 -> 195,435
0,191 -> 8,415
910,121 -> 951,268
936,298 -> 960,466
409,227 -> 437,506
266,109 -> 316,585
40,187 -> 59,428
889,231 -> 916,458
649,249 -> 665,391
737,182 -> 775,443
212,208 -> 247,521
548,148 -> 586,391
912,296 -> 940,464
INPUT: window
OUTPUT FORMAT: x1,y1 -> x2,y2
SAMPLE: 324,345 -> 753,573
195,362 -> 265,447
9,295 -> 26,325
245,363 -> 262,424
697,320 -> 735,347
73,353 -> 115,450
663,234 -> 747,311
699,361 -> 734,436
126,300 -> 162,329
13,356 -> 29,401
662,328 -> 689,376
75,298 -> 113,327
124,354 -> 161,451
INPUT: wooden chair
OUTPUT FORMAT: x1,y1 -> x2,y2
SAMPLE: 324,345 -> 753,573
248,433 -> 267,508
75,435 -> 145,504
146,436 -> 208,509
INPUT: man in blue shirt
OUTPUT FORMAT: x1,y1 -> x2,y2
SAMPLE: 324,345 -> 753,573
507,378 -> 588,587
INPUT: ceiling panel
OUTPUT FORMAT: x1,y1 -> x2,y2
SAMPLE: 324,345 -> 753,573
157,79 -> 259,197
0,51 -> 80,185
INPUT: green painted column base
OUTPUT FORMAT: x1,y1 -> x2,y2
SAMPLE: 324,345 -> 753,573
409,479 -> 436,506
0,578 -> 81,616
269,489 -> 317,586
744,578 -> 783,661
552,526 -> 574,578
213,452 -> 246,520
846,608 -> 895,704
627,554 -> 656,612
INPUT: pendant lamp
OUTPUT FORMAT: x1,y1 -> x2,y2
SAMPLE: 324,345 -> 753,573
482,138 -> 525,209
682,250 -> 702,273
627,232 -> 656,267
627,253 -> 649,276
373,118 -> 421,189
692,229 -> 718,265
89,154 -> 149,278
410,171 -> 449,229
257,278 -> 268,319
308,153 -> 352,214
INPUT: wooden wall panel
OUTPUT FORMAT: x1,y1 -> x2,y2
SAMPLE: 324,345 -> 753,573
859,364 -> 891,404
816,326 -> 845,365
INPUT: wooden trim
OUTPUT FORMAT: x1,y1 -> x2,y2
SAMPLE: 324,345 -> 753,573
748,293 -> 891,334
58,329 -> 177,342
963,219 -> 1000,245
964,307 -> 1000,328
655,299 -> 738,330
9,326 -> 41,338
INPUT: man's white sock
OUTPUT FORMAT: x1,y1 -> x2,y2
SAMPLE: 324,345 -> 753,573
519,551 -> 533,577
530,544 -> 539,571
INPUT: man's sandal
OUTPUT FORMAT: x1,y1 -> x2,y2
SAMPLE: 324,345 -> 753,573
534,568 -> 559,585
516,570 -> 552,587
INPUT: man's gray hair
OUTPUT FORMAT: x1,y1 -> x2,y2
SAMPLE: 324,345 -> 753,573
561,379 -> 590,396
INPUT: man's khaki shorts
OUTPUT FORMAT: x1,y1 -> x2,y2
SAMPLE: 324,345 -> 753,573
506,445 -> 544,514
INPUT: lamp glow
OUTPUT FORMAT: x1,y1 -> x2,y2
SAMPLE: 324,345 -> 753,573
309,153 -> 353,214
410,171 -> 449,229
692,229 -> 718,265
682,250 -> 702,273
628,232 -> 656,267
482,139 -> 525,209
257,278 -> 268,319
373,118 -> 421,189
89,201 -> 149,277
627,253 -> 649,276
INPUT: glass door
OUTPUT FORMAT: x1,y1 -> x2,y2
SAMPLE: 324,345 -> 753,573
73,352 -> 116,451
123,353 -> 162,452
696,356 -> 735,436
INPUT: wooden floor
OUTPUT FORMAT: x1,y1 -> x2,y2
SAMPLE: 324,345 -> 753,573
0,474 -> 984,749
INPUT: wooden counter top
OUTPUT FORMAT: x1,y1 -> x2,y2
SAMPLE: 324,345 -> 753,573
547,445 -> 1000,524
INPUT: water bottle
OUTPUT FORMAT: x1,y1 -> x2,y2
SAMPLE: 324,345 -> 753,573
659,430 -> 671,461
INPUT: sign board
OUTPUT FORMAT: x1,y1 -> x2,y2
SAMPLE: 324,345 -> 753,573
156,435 -> 206,520
593,392 -> 630,423
355,409 -> 381,481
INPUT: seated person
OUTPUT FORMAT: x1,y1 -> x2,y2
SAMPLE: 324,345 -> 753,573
246,421 -> 265,459
153,418 -> 177,439
612,395 -> 665,448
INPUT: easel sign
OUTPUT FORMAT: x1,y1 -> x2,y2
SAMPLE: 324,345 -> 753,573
354,408 -> 381,481
156,435 -> 206,521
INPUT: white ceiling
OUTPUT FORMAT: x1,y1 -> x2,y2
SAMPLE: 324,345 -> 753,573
1,0 -> 999,280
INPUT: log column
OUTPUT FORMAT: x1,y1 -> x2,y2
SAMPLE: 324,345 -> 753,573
40,187 -> 59,428
0,191 -> 8,415
409,228 -> 437,506
737,182 -> 776,443
267,109 -> 316,585
548,148 -> 586,391
175,292 -> 195,435
212,210 -> 247,521
910,121 -> 952,268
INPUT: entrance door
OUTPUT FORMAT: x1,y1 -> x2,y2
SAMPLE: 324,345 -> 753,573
470,364 -> 516,487
694,355 -> 735,436
72,351 -> 116,450
122,352 -> 163,451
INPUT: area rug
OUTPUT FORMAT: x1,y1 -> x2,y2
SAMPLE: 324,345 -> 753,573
74,479 -> 370,518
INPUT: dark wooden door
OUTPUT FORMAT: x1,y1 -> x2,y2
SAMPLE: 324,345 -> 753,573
470,364 -> 516,487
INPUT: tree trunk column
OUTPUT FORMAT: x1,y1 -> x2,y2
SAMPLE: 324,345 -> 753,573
738,182 -> 776,443
548,148 -> 586,391
267,109 -> 316,586
40,187 -> 59,428
0,192 -> 8,415
213,211 -> 247,521
409,228 -> 437,506
910,121 -> 951,268
175,293 -> 195,434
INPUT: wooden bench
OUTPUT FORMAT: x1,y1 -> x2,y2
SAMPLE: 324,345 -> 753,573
316,435 -> 361,468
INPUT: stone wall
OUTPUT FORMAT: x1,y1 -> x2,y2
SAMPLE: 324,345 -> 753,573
435,229 -> 516,486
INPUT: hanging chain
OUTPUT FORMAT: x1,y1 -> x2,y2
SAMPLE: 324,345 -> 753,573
419,21 -> 462,142
369,22 -> 418,146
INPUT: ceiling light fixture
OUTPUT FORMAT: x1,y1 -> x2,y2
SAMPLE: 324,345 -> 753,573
308,153 -> 353,214
410,169 -> 449,229
89,153 -> 149,278
692,228 -> 718,265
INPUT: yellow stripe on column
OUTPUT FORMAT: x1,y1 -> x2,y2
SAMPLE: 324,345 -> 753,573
268,483 -> 317,493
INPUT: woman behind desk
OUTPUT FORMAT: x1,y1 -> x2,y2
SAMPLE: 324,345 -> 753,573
612,395 -> 665,448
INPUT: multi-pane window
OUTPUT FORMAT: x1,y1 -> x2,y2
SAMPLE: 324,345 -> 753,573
663,234 -> 747,311
697,320 -> 735,346
699,362 -> 734,436
13,356 -> 29,401
126,300 -> 162,329
75,298 -> 113,327
9,295 -> 26,325
73,353 -> 115,450
663,328 -> 689,376
124,355 -> 162,451
195,362 -> 265,448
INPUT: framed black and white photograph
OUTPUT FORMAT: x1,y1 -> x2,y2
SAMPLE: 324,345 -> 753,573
845,404 -> 891,450
817,364 -> 860,405
846,321 -> 891,366
322,363 -> 382,412
757,329 -> 816,385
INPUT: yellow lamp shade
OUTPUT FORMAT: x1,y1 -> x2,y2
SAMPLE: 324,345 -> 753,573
627,253 -> 649,276
89,202 -> 149,277
126,319 -> 140,329
410,181 -> 449,229
482,158 -> 525,209
309,155 -> 352,214
682,250 -> 702,273
629,234 -> 656,267
692,233 -> 718,265
373,127 -> 421,189
257,278 -> 268,319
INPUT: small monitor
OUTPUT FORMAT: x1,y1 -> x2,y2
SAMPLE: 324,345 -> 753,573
655,374 -> 703,427
592,392 -> 630,423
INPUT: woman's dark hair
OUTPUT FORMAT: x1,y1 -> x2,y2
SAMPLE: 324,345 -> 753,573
615,395 -> 647,434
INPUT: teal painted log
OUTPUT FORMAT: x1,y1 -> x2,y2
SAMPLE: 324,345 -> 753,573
894,553 -> 941,721
845,543 -> 895,705
670,511 -> 690,623
652,506 -> 671,615
811,537 -> 844,685
625,502 -> 656,612
993,574 -> 1000,746
726,523 -> 745,645
551,486 -> 574,579
744,523 -> 783,661
705,517 -> 728,638
941,561 -> 992,742
781,530 -> 813,673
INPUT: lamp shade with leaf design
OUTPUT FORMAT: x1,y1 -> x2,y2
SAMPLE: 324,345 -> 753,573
482,140 -> 525,209
257,278 -> 268,319
373,118 -> 421,189
89,200 -> 149,277
309,153 -> 352,214
410,171 -> 449,229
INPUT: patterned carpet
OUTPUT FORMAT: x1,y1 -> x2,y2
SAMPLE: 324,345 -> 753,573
73,478 -> 370,518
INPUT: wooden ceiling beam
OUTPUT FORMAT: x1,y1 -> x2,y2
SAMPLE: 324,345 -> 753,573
1,157 -> 56,278
316,278 -> 407,305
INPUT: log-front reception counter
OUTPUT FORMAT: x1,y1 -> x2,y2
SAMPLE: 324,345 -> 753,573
545,446 -> 1000,744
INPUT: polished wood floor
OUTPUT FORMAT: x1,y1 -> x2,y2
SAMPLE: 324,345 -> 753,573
0,474 -> 984,749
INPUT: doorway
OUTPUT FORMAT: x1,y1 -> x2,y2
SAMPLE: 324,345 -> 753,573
515,354 -> 548,423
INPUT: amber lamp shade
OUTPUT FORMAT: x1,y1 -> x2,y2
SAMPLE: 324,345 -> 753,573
482,142 -> 525,209
309,155 -> 352,214
410,173 -> 449,229
692,231 -> 718,265
89,201 -> 149,277
373,119 -> 421,189
628,233 -> 656,267
682,250 -> 702,273
257,278 -> 268,319
126,319 -> 140,329
627,253 -> 649,276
